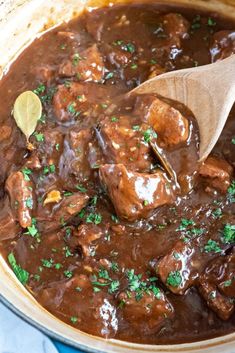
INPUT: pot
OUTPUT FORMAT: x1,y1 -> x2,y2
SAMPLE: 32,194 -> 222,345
0,1 -> 234,352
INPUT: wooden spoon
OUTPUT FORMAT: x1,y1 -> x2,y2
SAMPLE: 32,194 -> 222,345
132,54 -> 235,162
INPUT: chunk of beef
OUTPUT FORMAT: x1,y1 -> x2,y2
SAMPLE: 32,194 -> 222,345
107,46 -> 132,68
38,192 -> 89,232
38,274 -> 118,338
199,281 -> 234,320
0,125 -> 12,142
24,153 -> 42,170
67,224 -> 103,257
59,44 -> 105,82
5,171 -> 35,228
0,198 -> 20,241
67,128 -> 92,179
96,115 -> 155,172
163,13 -> 189,42
135,95 -> 189,147
218,252 -> 235,298
38,129 -> 64,166
199,156 -> 233,193
60,128 -> 101,181
119,289 -> 174,334
33,65 -> 54,83
99,164 -> 175,221
210,31 -> 235,62
157,240 -> 200,295
53,82 -> 107,122
198,252 -> 235,320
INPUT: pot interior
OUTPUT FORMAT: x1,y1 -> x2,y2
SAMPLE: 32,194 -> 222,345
0,0 -> 234,352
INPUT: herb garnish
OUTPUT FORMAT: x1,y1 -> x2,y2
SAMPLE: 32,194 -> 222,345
22,167 -> 32,181
86,213 -> 102,225
166,271 -> 182,288
221,224 -> 235,244
8,253 -> 29,285
204,239 -> 222,253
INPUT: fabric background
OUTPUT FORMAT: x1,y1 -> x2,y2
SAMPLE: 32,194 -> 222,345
0,302 -> 83,353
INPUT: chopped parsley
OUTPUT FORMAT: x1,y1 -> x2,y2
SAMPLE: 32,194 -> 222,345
131,63 -> 138,69
177,218 -> 195,231
67,102 -> 80,117
111,214 -> 119,223
204,239 -> 222,253
212,208 -> 222,219
207,17 -> 216,26
64,246 -> 73,258
54,263 -> 62,270
111,262 -> 119,273
21,167 -> 32,181
43,164 -> 55,174
132,125 -> 140,131
64,270 -> 73,278
228,180 -> 235,202
86,213 -> 102,225
105,72 -> 114,80
8,253 -> 29,285
70,316 -> 78,324
34,132 -> 44,142
72,53 -> 82,66
122,43 -> 135,53
76,184 -> 87,193
41,258 -> 54,268
191,15 -> 201,31
25,197 -> 33,209
113,39 -> 124,46
55,143 -> 60,151
143,128 -> 157,143
166,271 -> 182,288
221,224 -> 235,244
33,83 -> 46,95
111,116 -> 119,122
223,279 -> 232,287
108,280 -> 120,294
25,218 -> 39,238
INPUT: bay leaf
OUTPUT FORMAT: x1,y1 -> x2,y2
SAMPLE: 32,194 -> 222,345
13,90 -> 42,141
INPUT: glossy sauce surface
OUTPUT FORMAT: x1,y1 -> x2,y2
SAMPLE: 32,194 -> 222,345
0,3 -> 234,344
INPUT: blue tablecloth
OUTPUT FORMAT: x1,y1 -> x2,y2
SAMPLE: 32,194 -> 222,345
54,341 -> 82,353
0,302 -> 83,353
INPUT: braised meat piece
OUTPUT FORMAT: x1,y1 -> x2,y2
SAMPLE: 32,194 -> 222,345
0,198 -> 20,241
157,240 -> 198,295
107,45 -> 132,68
39,274 -> 118,338
198,252 -> 235,320
60,128 -> 92,180
53,82 -> 107,122
5,171 -> 35,228
119,289 -> 174,334
38,129 -> 64,166
59,44 -> 105,82
0,125 -> 12,142
38,192 -> 89,232
99,164 -> 175,221
199,156 -> 233,193
156,228 -> 231,295
210,31 -> 235,62
96,115 -> 155,172
163,13 -> 189,45
67,224 -> 103,257
135,95 -> 189,147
